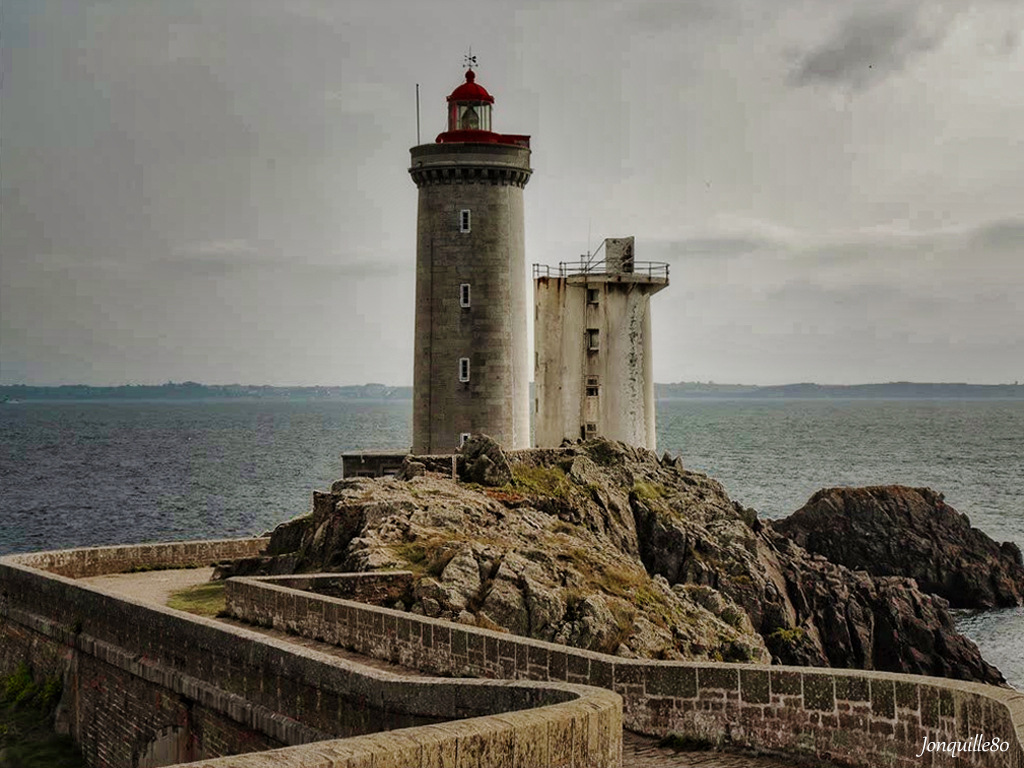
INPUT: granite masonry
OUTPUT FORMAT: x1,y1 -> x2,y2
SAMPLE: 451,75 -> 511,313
0,539 -> 620,768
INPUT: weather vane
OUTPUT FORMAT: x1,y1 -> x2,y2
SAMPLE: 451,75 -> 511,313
464,47 -> 477,70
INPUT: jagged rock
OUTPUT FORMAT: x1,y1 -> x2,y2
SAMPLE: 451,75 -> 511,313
234,437 -> 1004,684
628,462 -> 1004,682
396,458 -> 426,480
481,560 -> 530,636
458,434 -> 513,486
774,486 -> 1024,609
763,530 -> 1003,683
438,548 -> 481,612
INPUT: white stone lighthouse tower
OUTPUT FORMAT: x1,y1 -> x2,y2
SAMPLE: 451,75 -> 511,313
408,70 -> 532,454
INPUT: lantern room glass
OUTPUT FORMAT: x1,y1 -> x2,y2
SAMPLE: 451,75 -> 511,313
449,102 -> 491,132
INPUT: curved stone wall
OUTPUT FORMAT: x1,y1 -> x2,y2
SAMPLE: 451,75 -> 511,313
227,571 -> 1024,768
0,541 -> 621,768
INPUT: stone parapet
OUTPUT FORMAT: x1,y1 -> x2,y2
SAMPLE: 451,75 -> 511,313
0,540 -> 622,768
9,536 -> 270,578
228,572 -> 1024,768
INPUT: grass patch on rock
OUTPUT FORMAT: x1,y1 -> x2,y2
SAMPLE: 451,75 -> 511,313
631,481 -> 669,502
167,581 -> 227,617
510,465 -> 570,498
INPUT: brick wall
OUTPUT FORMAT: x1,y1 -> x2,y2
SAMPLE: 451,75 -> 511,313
227,573 -> 1024,768
0,541 -> 621,768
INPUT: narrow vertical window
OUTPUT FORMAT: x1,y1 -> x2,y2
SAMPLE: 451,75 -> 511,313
459,357 -> 470,382
460,209 -> 471,233
460,283 -> 471,307
587,288 -> 600,305
587,328 -> 600,351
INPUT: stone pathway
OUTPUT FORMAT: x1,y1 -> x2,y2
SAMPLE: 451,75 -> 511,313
81,569 -> 823,768
81,566 -> 217,606
622,731 -> 830,767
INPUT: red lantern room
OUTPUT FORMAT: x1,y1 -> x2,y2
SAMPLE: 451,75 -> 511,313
435,70 -> 530,148
448,69 -> 493,132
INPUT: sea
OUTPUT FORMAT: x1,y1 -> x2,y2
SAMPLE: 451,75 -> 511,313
1,397 -> 1021,688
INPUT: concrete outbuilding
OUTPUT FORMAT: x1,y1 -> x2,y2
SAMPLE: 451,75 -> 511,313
533,237 -> 669,450
408,70 -> 532,454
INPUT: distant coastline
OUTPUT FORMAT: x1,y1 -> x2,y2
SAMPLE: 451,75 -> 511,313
2,380 -> 1023,401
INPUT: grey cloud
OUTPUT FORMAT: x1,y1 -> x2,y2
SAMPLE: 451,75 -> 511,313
970,218 -> 1024,250
623,0 -> 723,29
655,236 -> 776,260
789,5 -> 953,90
152,253 -> 401,280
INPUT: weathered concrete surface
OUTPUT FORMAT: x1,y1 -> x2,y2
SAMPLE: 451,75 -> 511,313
534,237 -> 668,451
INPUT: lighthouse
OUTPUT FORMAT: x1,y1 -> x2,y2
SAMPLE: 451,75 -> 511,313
408,70 -> 532,454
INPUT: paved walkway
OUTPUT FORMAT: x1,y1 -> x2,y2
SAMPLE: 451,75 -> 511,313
81,570 -> 825,768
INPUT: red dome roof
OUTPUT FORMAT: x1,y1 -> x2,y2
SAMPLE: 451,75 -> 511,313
447,70 -> 494,104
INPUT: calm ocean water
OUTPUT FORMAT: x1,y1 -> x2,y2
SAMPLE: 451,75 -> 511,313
1,398 -> 1021,686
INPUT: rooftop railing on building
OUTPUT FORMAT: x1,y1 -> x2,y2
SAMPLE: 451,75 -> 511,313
532,259 -> 669,280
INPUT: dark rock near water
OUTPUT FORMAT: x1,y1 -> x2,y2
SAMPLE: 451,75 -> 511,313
760,530 -> 1003,683
773,486 -> 1024,609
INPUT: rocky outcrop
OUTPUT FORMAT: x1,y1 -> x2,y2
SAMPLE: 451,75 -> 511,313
457,434 -> 513,486
631,478 -> 1004,684
223,438 -> 1005,685
773,486 -> 1024,609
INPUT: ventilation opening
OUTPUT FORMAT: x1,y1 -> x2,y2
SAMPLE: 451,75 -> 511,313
459,357 -> 470,382
460,283 -> 471,308
460,209 -> 471,233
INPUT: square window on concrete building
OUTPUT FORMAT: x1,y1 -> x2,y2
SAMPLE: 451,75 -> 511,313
460,283 -> 471,307
587,328 -> 600,351
460,432 -> 471,446
587,288 -> 600,304
585,422 -> 598,434
460,209 -> 471,233
586,385 -> 600,397
459,357 -> 470,382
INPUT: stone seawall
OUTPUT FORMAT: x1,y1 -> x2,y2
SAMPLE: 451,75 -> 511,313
227,572 -> 1024,768
10,537 -> 270,578
0,540 -> 622,768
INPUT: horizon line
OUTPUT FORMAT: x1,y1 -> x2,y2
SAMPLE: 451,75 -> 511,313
3,380 -> 1022,389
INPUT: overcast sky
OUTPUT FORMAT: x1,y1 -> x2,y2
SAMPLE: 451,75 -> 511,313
2,0 -> 1022,386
